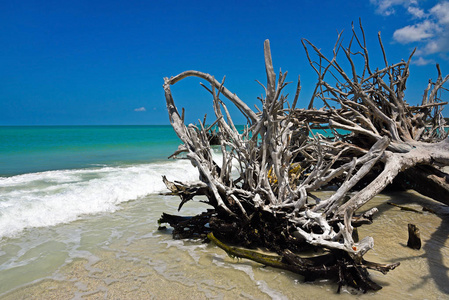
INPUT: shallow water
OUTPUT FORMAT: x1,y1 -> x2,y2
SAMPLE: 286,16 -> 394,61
1,126 -> 448,299
1,190 -> 448,299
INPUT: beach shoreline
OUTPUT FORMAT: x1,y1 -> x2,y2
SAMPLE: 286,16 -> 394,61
2,190 -> 448,299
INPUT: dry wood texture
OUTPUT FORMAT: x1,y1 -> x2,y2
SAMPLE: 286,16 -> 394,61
159,22 -> 449,293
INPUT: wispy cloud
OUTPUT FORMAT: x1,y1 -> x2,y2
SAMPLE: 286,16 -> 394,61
134,107 -> 146,112
412,56 -> 435,66
407,6 -> 426,18
430,1 -> 449,24
370,0 -> 418,16
393,20 -> 439,43
372,0 -> 449,65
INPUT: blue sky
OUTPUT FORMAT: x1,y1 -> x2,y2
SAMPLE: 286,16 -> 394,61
1,0 -> 448,125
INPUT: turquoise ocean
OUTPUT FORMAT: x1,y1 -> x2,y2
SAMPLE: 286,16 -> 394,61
0,126 -> 180,176
1,125 -> 448,299
0,126 -> 200,239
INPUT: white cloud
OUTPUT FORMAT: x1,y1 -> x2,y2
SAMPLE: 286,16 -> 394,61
370,0 -> 418,16
393,20 -> 439,43
408,6 -> 426,18
412,56 -> 435,65
430,1 -> 449,24
423,40 -> 442,54
423,32 -> 449,54
381,1 -> 449,60
415,1 -> 449,56
134,107 -> 146,112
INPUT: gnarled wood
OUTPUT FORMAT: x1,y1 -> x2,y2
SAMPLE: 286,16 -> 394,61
160,23 -> 449,293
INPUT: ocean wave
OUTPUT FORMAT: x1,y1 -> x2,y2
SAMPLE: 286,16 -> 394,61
0,160 -> 199,239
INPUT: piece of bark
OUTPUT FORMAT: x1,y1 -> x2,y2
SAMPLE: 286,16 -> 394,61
407,223 -> 421,250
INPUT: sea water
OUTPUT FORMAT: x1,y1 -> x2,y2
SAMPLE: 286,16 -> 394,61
0,126 -> 448,299
0,126 -> 194,238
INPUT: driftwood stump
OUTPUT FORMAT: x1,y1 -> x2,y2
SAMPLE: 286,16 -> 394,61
407,224 -> 422,250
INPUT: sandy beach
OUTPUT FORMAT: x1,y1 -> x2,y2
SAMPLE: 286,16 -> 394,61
1,189 -> 448,299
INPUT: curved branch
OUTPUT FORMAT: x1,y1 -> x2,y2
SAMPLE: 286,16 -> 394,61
166,70 -> 258,123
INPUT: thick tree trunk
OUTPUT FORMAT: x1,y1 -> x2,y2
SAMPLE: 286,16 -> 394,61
337,139 -> 449,218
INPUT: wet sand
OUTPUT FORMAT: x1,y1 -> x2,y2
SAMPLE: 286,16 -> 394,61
1,190 -> 449,299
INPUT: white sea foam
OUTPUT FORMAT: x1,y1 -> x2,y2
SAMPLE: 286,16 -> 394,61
0,160 -> 199,239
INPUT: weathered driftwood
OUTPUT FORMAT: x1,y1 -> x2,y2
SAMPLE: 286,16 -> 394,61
207,232 -> 399,292
407,224 -> 422,250
399,165 -> 449,206
159,22 -> 449,293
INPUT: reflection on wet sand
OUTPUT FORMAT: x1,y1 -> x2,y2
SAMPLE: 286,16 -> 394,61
2,191 -> 448,299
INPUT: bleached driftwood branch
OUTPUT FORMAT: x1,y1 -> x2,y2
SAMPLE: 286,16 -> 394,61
160,22 -> 449,292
